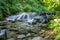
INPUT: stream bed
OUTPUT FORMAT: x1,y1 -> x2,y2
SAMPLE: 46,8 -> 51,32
0,12 -> 55,40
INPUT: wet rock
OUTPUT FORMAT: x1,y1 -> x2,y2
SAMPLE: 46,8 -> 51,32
44,36 -> 50,39
19,29 -> 29,34
6,31 -> 16,38
31,27 -> 40,33
34,16 -> 45,23
26,33 -> 31,37
9,28 -> 18,31
0,22 -> 7,26
41,24 -> 47,27
20,22 -> 31,30
32,37 -> 45,40
7,38 -> 15,40
17,38 -> 23,40
27,37 -> 32,40
15,21 -> 42,33
17,34 -> 26,39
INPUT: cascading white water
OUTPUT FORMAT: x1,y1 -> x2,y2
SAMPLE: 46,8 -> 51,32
6,15 -> 19,21
6,13 -> 35,23
17,13 -> 29,20
0,29 -> 5,36
5,12 -> 55,24
16,13 -> 35,24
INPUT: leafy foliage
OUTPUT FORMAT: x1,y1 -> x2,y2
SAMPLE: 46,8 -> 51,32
42,0 -> 60,11
48,19 -> 60,40
0,0 -> 49,20
55,35 -> 60,40
0,0 -> 60,20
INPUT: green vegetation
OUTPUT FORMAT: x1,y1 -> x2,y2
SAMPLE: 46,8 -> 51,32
0,0 -> 48,20
1,0 -> 60,19
55,35 -> 60,40
48,19 -> 60,40
47,13 -> 60,40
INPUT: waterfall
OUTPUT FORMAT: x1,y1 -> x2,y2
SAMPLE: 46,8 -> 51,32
0,30 -> 5,36
6,15 -> 19,21
5,12 -> 55,24
6,13 -> 34,23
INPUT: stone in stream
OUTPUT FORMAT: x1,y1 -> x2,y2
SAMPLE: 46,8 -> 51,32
17,34 -> 26,39
17,34 -> 26,40
32,37 -> 45,40
6,31 -> 16,38
7,38 -> 15,40
26,33 -> 31,37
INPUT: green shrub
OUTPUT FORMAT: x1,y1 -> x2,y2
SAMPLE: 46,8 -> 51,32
55,12 -> 60,18
48,19 -> 60,40
0,0 -> 49,20
47,20 -> 56,29
55,34 -> 60,40
0,0 -> 60,20
48,20 -> 60,33
54,27 -> 60,35
0,13 -> 3,20
42,0 -> 60,12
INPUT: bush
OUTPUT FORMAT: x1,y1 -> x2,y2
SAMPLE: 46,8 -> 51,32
1,0 -> 58,20
0,0 -> 49,20
48,20 -> 56,29
48,19 -> 60,40
55,34 -> 60,40
42,0 -> 60,11
0,0 -> 60,20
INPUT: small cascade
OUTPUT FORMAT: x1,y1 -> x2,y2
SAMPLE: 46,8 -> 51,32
6,13 -> 35,24
0,29 -> 5,36
6,15 -> 19,21
5,12 -> 55,24
16,13 -> 30,20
